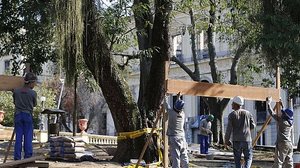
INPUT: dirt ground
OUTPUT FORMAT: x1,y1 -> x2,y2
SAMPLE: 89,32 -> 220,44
47,161 -> 123,168
0,141 -> 277,168
0,141 -> 124,168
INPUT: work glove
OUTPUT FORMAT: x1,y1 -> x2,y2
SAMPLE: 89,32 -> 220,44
266,97 -> 272,105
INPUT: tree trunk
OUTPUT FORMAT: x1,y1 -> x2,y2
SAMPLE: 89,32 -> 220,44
134,0 -> 153,128
82,0 -> 172,163
83,1 -> 143,162
297,135 -> 300,151
141,0 -> 172,162
133,0 -> 159,162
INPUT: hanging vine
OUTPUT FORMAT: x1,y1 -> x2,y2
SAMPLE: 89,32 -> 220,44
54,0 -> 83,84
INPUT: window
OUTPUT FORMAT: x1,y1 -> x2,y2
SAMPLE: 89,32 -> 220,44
256,101 -> 267,124
172,35 -> 183,61
195,32 -> 209,59
4,60 -> 10,72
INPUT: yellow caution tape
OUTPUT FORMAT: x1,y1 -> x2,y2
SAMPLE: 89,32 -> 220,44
118,127 -> 161,140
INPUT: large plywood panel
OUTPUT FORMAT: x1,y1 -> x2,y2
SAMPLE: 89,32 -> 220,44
166,79 -> 280,101
0,75 -> 24,91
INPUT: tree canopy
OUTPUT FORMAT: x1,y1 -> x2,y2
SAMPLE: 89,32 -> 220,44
259,0 -> 300,96
0,0 -> 56,74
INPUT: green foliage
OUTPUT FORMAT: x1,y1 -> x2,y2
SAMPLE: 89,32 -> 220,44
237,54 -> 276,87
100,0 -> 137,52
219,0 -> 261,48
259,0 -> 300,96
0,91 -> 14,126
0,0 -> 56,74
0,82 -> 56,128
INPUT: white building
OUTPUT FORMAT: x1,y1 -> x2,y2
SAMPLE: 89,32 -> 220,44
127,13 -> 300,146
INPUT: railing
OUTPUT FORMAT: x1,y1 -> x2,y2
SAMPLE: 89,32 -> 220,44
0,126 -> 118,145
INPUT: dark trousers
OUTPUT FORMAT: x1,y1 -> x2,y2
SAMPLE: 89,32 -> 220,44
14,112 -> 33,160
198,134 -> 209,154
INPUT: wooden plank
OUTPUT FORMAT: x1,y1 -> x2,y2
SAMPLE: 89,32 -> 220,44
163,61 -> 169,168
166,79 -> 280,101
14,162 -> 49,168
0,75 -> 24,91
0,156 -> 46,167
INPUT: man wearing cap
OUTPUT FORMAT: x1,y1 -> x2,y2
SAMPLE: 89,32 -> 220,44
13,72 -> 37,160
266,97 -> 293,168
225,96 -> 256,168
199,114 -> 214,154
166,92 -> 189,168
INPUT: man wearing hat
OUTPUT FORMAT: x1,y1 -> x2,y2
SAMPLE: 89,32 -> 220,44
166,92 -> 189,168
266,97 -> 293,168
225,96 -> 256,168
13,72 -> 37,160
199,114 -> 214,154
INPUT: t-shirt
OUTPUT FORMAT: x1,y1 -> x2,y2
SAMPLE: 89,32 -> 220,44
166,106 -> 185,137
13,87 -> 37,114
225,109 -> 256,143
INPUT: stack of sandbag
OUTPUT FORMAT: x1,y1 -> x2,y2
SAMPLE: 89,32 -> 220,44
49,136 -> 86,160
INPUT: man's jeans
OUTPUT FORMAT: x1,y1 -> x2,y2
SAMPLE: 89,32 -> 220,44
199,134 -> 209,154
14,112 -> 33,160
233,141 -> 253,168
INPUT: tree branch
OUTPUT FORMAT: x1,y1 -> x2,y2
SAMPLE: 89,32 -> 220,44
171,56 -> 199,80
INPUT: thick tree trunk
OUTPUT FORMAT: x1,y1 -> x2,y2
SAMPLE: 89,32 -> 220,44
145,0 -> 172,118
82,1 -> 143,162
133,0 -> 160,162
134,0 -> 153,128
141,0 -> 172,162
82,0 -> 172,163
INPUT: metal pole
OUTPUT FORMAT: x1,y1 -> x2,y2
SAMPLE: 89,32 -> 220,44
163,61 -> 169,168
57,79 -> 65,109
73,74 -> 77,136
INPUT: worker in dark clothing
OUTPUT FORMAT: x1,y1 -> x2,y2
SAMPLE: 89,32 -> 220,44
266,97 -> 293,168
225,96 -> 256,168
13,72 -> 37,160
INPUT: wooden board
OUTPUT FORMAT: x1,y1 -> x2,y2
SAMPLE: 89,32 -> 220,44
12,162 -> 49,168
0,156 -> 46,167
166,79 -> 280,101
0,75 -> 24,91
